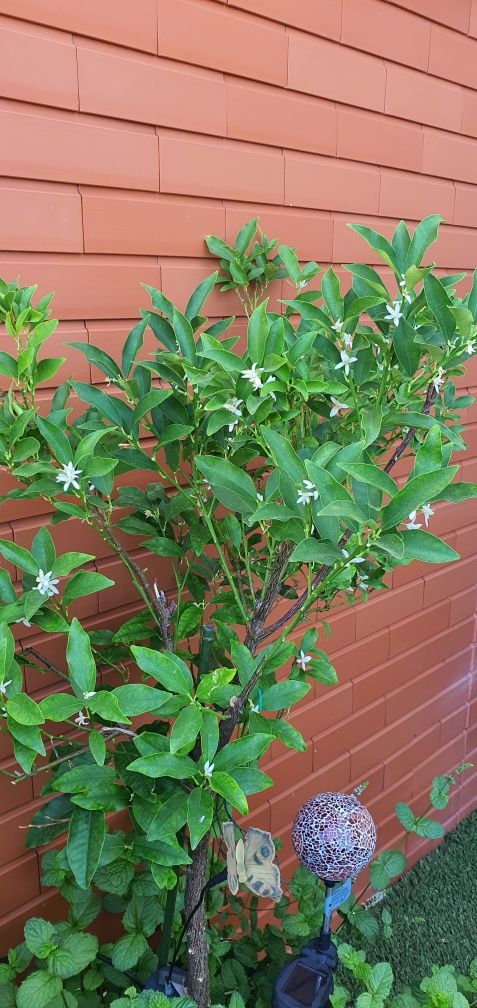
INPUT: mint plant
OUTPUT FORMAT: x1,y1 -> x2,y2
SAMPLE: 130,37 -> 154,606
0,216 -> 476,1006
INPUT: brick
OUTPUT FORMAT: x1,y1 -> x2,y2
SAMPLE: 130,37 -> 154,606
291,684 -> 353,742
386,660 -> 461,725
227,0 -> 342,39
385,65 -> 463,134
429,26 -> 477,91
337,108 -> 423,173
83,190 -> 225,256
0,101 -> 159,191
159,260 -> 260,317
159,134 -> 284,204
351,695 -> 444,780
356,582 -> 424,639
0,16 -> 78,110
0,854 -> 40,917
318,699 -> 386,768
0,889 -> 66,953
0,800 -> 43,867
0,0 -> 158,52
227,80 -> 337,156
333,629 -> 389,687
390,0 -> 471,33
348,763 -> 384,806
432,226 -> 477,269
413,735 -> 466,798
326,608 -> 356,653
423,128 -> 477,186
389,599 -> 450,657
353,644 -> 424,710
379,168 -> 455,222
462,90 -> 477,141
422,618 -> 475,671
369,770 -> 413,824
266,746 -> 313,802
471,0 -> 477,37
0,179 -> 83,253
450,587 -> 477,625
157,0 -> 288,85
285,153 -> 380,215
0,254 -> 161,321
440,705 -> 467,746
453,184 -> 477,227
269,753 -> 350,835
77,43 -> 226,137
225,206 -> 334,263
342,0 -> 431,70
423,556 -> 477,607
288,32 -> 386,113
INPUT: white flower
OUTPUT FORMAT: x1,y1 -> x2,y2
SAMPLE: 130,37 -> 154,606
199,815 -> 206,823
263,376 -> 276,401
256,493 -> 264,503
421,503 -> 434,527
343,333 -> 354,348
33,569 -> 60,598
56,461 -> 82,493
330,396 -> 350,418
241,363 -> 264,391
201,479 -> 212,493
249,700 -> 261,713
299,279 -> 308,289
466,340 -> 476,355
74,711 -> 90,727
296,651 -> 312,671
384,300 -> 404,327
296,480 -> 318,505
356,573 -> 369,590
331,318 -> 344,333
223,398 -> 243,417
83,690 -> 96,700
335,350 -> 357,377
406,511 -> 422,530
0,680 -> 12,696
15,618 -> 31,628
341,548 -> 365,566
432,368 -> 445,394
203,760 -> 215,779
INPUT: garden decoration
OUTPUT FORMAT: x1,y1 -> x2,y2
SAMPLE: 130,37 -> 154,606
222,820 -> 282,899
0,215 -> 477,1008
273,793 -> 376,1008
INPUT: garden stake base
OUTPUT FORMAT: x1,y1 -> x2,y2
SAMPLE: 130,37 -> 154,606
272,882 -> 338,1008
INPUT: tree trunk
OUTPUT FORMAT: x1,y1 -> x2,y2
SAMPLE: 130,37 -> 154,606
184,832 -> 211,1008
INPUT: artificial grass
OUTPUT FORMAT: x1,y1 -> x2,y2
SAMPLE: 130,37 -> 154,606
368,810 -> 477,986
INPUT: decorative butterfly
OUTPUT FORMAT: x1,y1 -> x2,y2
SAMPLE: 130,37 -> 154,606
222,821 -> 282,901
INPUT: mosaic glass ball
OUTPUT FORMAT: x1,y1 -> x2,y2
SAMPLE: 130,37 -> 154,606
292,791 -> 376,881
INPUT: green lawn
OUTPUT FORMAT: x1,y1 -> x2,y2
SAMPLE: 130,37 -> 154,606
369,810 -> 477,985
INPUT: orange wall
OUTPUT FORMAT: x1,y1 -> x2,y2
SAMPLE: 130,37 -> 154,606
0,0 -> 477,944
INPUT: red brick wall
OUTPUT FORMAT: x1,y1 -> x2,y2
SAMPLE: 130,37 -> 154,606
1,0 -> 477,945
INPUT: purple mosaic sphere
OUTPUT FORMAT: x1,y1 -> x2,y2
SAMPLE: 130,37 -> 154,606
292,791 -> 376,881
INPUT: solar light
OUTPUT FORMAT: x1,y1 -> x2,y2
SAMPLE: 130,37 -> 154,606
273,791 -> 377,1008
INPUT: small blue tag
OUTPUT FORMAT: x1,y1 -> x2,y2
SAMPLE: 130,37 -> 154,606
257,688 -> 263,711
324,877 -> 352,915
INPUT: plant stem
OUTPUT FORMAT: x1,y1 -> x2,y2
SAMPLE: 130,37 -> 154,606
157,878 -> 180,968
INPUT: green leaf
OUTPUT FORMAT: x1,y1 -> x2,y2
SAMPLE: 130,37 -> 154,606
369,962 -> 394,999
279,245 -> 301,283
112,933 -> 149,971
247,301 -> 270,365
146,794 -> 188,840
131,646 -> 193,695
26,794 -> 73,848
87,690 -> 131,725
414,816 -> 445,839
185,272 -> 218,321
214,733 -> 272,772
395,802 -> 416,831
261,680 -> 310,711
424,273 -> 455,341
392,319 -> 420,376
321,267 -> 343,319
128,753 -> 197,779
235,218 -> 258,254
89,730 -> 106,766
173,306 -> 197,363
187,788 -> 214,849
290,539 -> 342,564
122,317 -> 148,376
198,333 -> 243,372
63,571 -> 114,605
260,427 -> 306,482
66,618 -> 97,697
24,918 -> 56,958
6,693 -> 45,726
229,767 -> 273,795
370,850 -> 406,889
361,404 -> 382,448
66,808 -> 105,889
51,551 -> 94,577
209,771 -> 248,815
430,774 -> 451,810
67,342 -> 121,382
37,415 -> 72,464
38,693 -> 82,721
112,684 -> 167,716
195,455 -> 258,514
16,970 -> 63,1008
146,536 -> 182,558
407,215 -> 442,268
31,526 -> 55,572
0,539 -> 38,575
48,931 -> 98,979
0,351 -> 18,379
413,425 -> 442,477
341,463 -> 396,497
132,388 -> 172,424
170,705 -> 203,755
349,224 -> 398,272
381,467 -> 458,529
400,529 -> 459,564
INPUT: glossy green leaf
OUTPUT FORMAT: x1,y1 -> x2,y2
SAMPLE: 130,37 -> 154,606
381,467 -> 458,529
66,808 -> 105,889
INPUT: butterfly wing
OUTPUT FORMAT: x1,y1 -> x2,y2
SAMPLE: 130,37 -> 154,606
242,827 -> 282,901
221,820 -> 239,895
